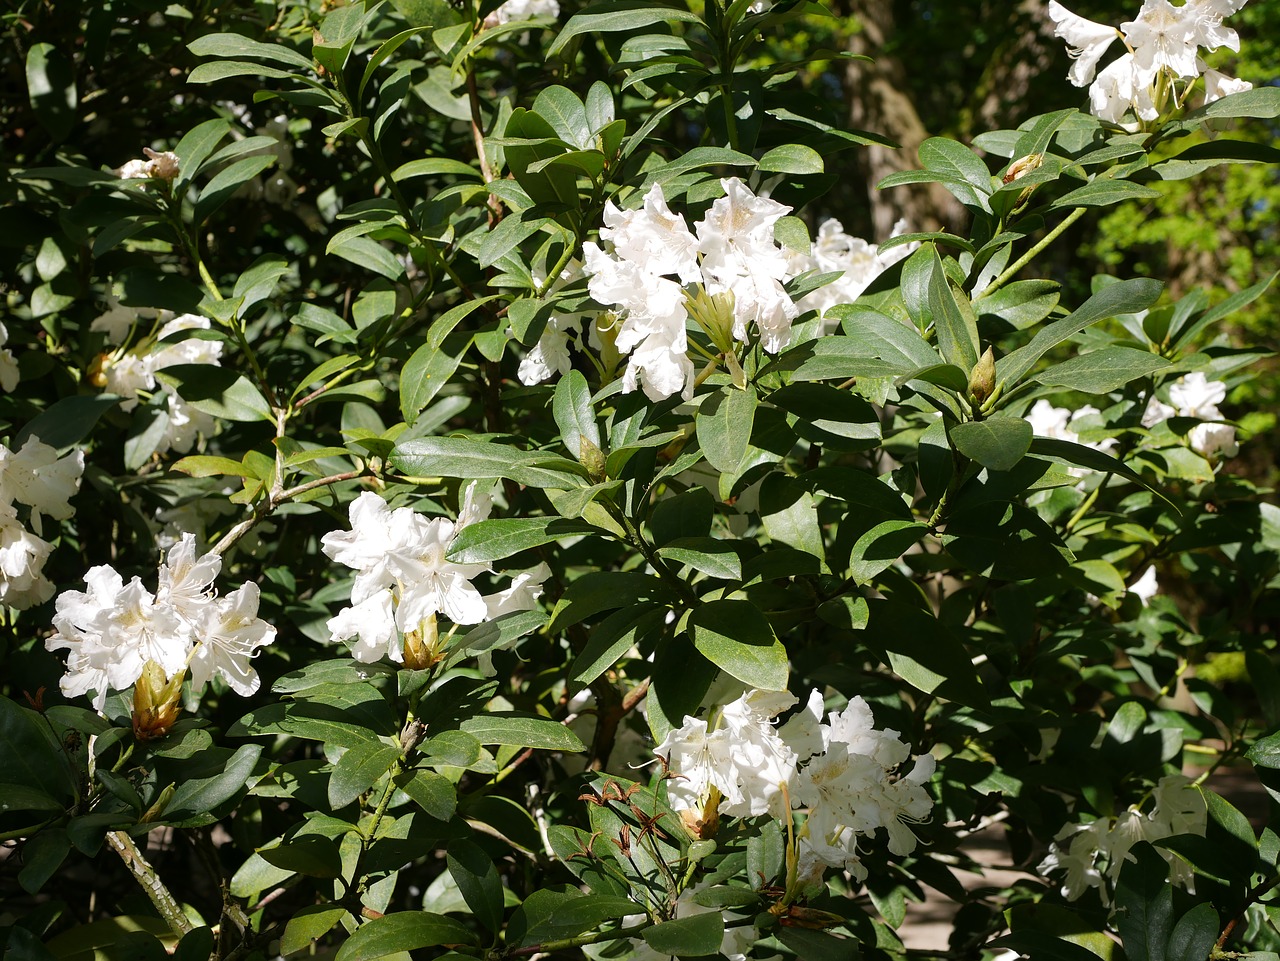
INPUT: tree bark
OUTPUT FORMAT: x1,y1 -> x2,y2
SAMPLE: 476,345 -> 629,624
837,0 -> 967,240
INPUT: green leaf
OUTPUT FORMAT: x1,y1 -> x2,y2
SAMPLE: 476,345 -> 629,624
281,905 -> 349,958
448,839 -> 504,933
447,517 -> 597,564
849,521 -> 929,583
359,25 -> 431,99
460,714 -> 585,752
0,697 -> 77,801
776,927 -> 859,961
951,417 -> 1033,471
997,278 -> 1164,387
391,157 -> 481,181
163,744 -> 263,826
334,912 -> 478,961
657,538 -> 742,580
974,279 -> 1061,330
1050,179 -> 1162,209
329,741 -> 400,809
1165,903 -> 1218,961
26,43 -> 77,141
926,246 -> 980,371
258,836 -> 344,879
547,3 -> 702,59
391,437 -> 587,490
13,395 -> 119,450
865,600 -> 986,706
327,234 -> 406,282
533,85 -> 592,149
187,33 -> 314,69
757,143 -> 824,174
194,154 -> 279,224
641,912 -> 725,957
570,605 -> 668,685
688,600 -> 788,691
1114,844 -> 1174,961
393,769 -> 456,821
153,365 -> 272,422
697,387 -> 757,473
1035,346 -> 1170,393
400,338 -> 467,423
918,136 -> 992,211
502,108 -> 579,208
553,370 -> 600,462
1247,732 -> 1280,770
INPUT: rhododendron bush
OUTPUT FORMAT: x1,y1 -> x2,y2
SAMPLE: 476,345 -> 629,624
4,0 -> 1280,959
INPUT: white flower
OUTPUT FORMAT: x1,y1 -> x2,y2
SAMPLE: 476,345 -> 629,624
1142,394 -> 1177,427
91,302 -> 138,345
1168,371 -> 1226,417
47,566 -> 189,711
152,314 -> 223,369
1203,67 -> 1253,102
0,506 -> 54,609
792,218 -> 917,316
518,314 -> 579,386
601,184 -> 701,286
190,582 -> 276,696
1048,1 -> 1122,86
323,487 -> 510,662
1039,821 -> 1108,899
0,438 -> 84,535
115,148 -> 181,181
1089,54 -> 1159,127
484,563 -> 549,619
1026,399 -> 1076,440
0,322 -> 17,393
1189,421 -> 1238,459
1187,0 -> 1246,52
157,533 -> 223,620
792,696 -> 934,879
1130,566 -> 1160,602
1124,0 -> 1201,83
492,0 -> 559,23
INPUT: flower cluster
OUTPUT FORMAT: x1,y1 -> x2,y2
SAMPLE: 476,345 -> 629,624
572,179 -> 801,402
655,688 -> 935,881
114,147 -> 181,181
1049,0 -> 1252,130
321,488 -> 546,666
1144,371 -> 1239,459
787,218 -> 917,317
0,438 -> 84,609
47,534 -> 276,713
91,309 -> 223,455
1039,774 -> 1207,900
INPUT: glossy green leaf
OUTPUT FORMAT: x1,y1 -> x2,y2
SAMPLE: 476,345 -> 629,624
697,387 -> 757,473
460,714 -> 585,752
641,912 -> 724,957
951,417 -> 1033,471
688,599 -> 788,691
281,905 -> 349,958
334,912 -> 478,961
258,836 -> 344,879
1035,346 -> 1170,393
328,741 -> 400,809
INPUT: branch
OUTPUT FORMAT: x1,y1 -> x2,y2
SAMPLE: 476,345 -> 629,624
106,830 -> 195,938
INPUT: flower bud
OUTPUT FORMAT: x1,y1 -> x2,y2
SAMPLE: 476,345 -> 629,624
142,148 -> 180,181
578,436 -> 607,481
969,347 -> 996,404
1003,153 -> 1043,184
404,612 -> 445,671
132,660 -> 184,741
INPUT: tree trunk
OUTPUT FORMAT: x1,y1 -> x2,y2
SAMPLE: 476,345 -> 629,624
837,0 -> 967,240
